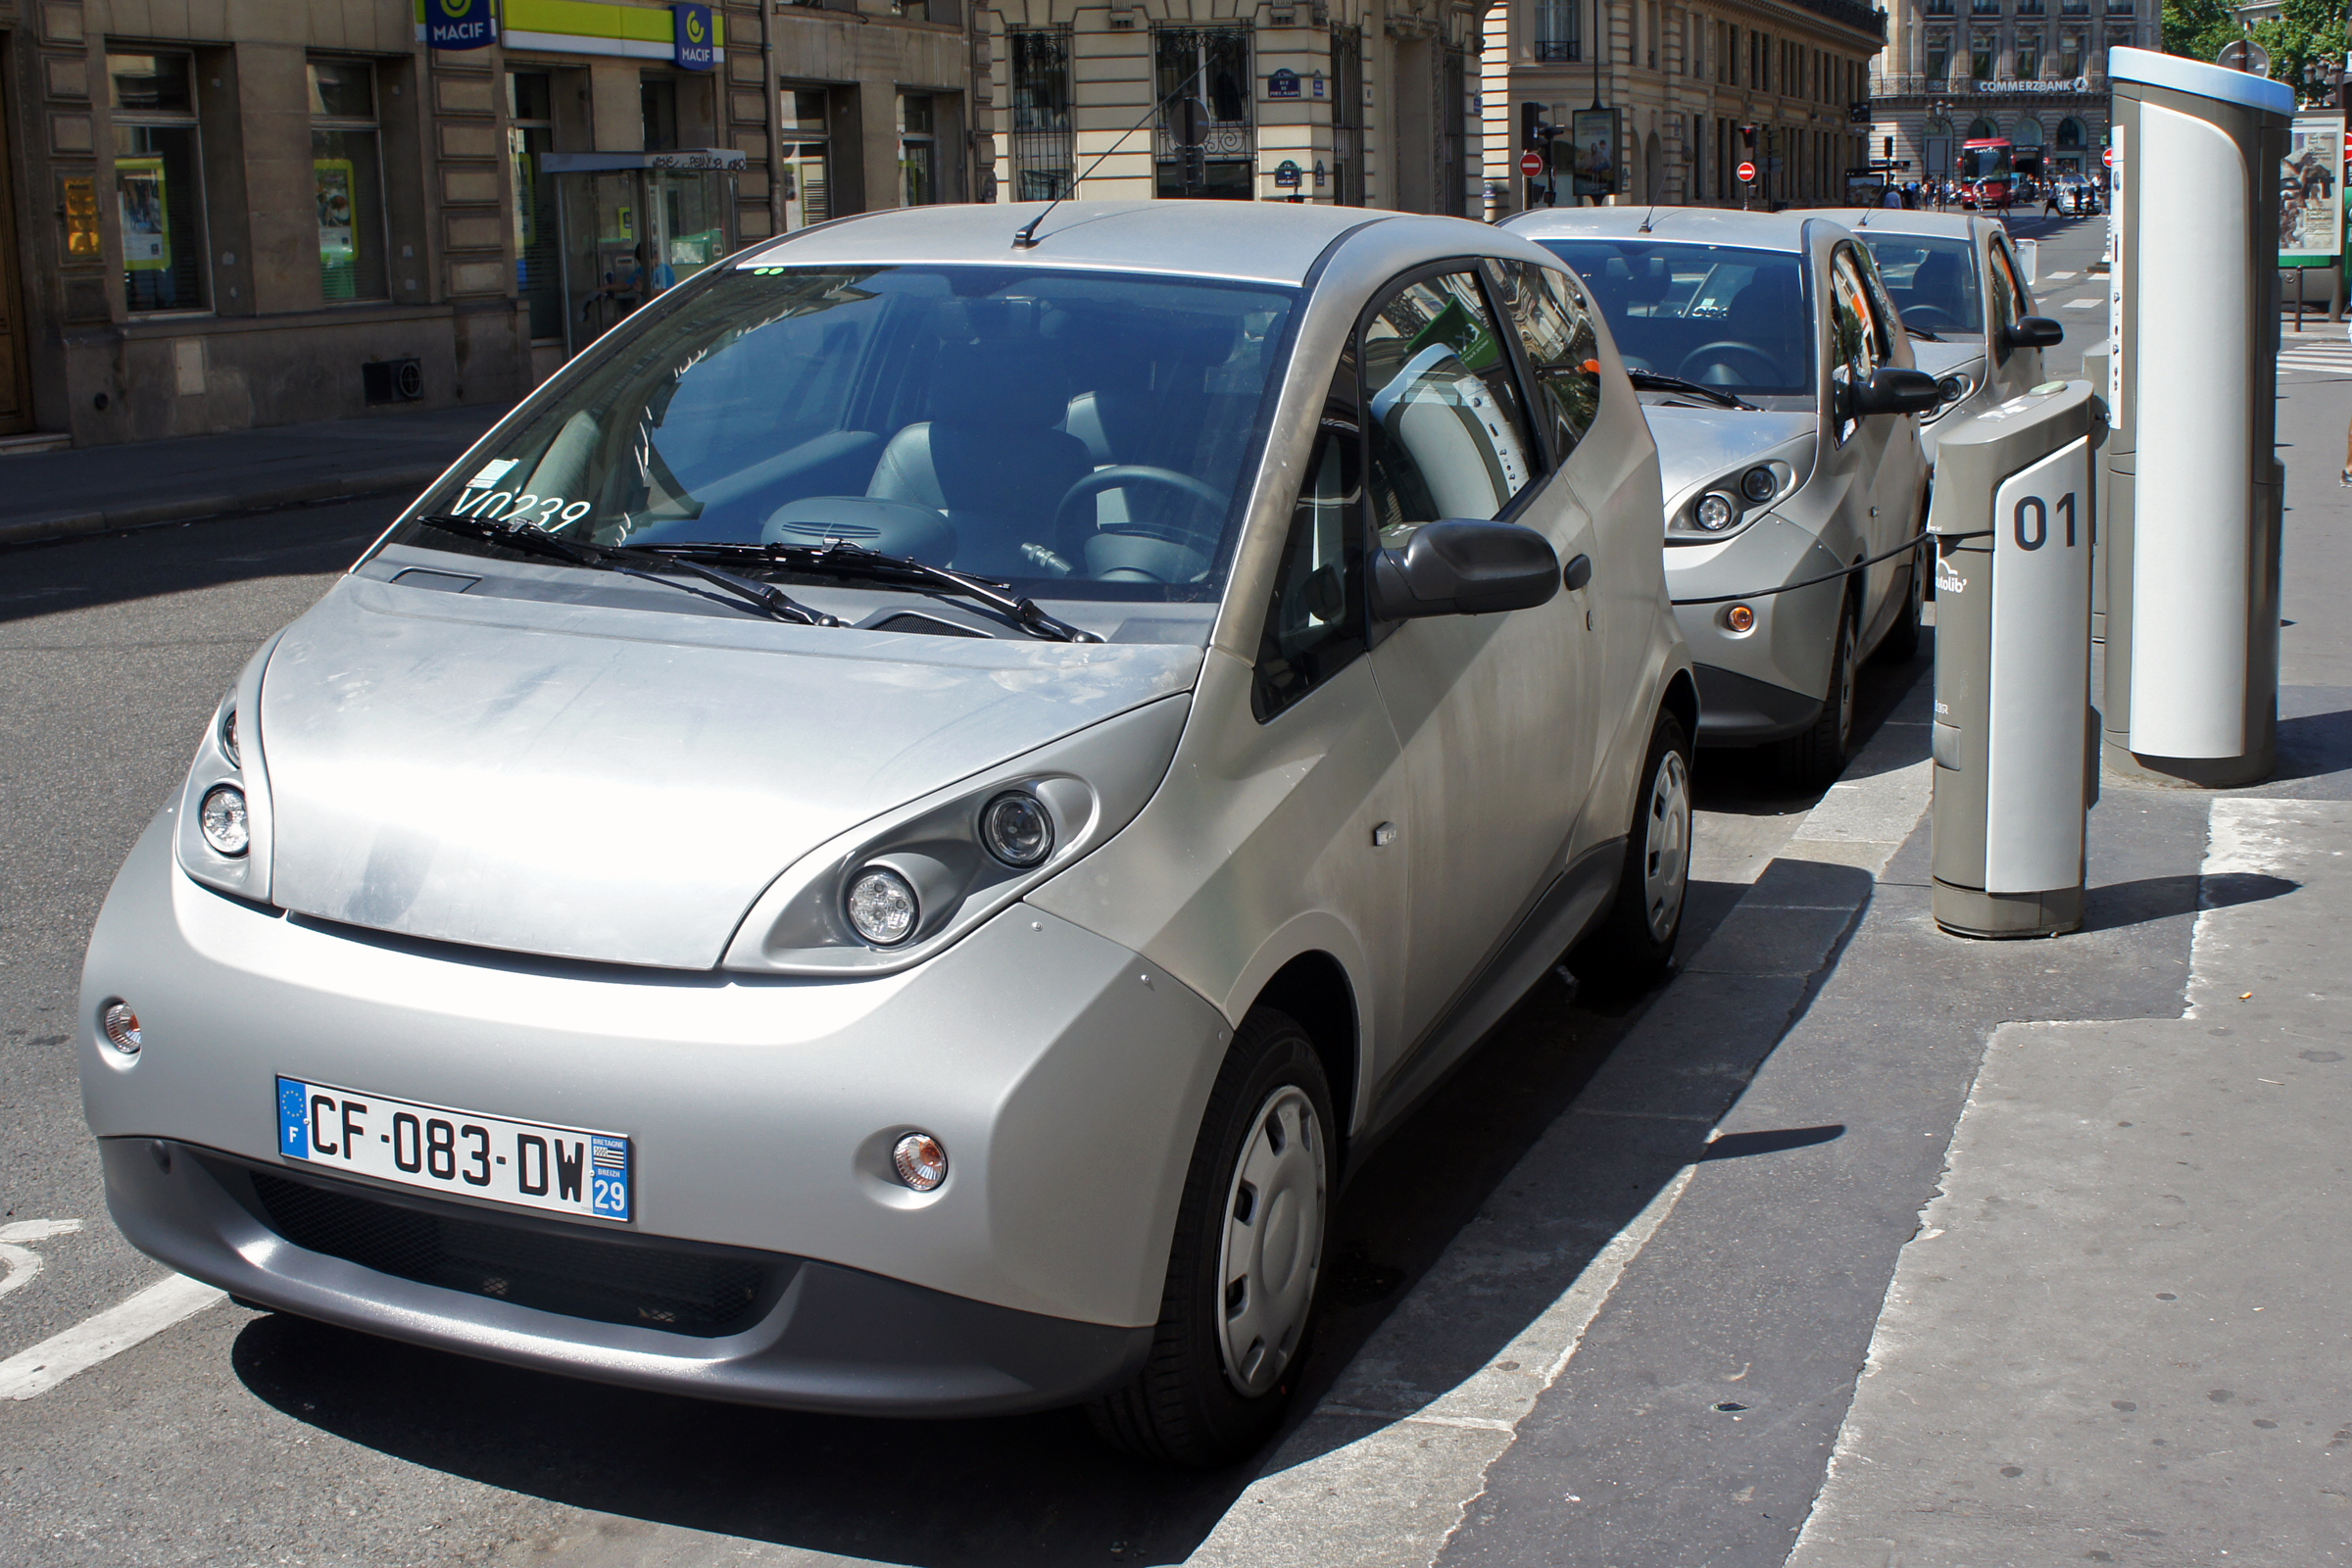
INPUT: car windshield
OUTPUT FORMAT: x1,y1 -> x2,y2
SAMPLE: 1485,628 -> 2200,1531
1859,235 -> 1984,334
384,265 -> 1298,601
1533,240 -> 1813,405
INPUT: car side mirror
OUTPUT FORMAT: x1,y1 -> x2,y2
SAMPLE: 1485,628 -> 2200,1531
1850,367 -> 1945,418
2004,316 -> 2065,351
1370,519 -> 1561,619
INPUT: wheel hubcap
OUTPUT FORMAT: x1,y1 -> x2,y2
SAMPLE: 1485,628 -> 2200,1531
1640,748 -> 1691,943
1215,1085 -> 1327,1398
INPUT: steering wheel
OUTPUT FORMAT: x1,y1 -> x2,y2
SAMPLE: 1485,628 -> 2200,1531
1676,343 -> 1783,387
1053,466 -> 1226,542
1899,305 -> 1958,332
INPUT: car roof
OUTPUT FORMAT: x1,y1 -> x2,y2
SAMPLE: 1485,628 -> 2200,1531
1793,208 -> 1983,241
1501,205 -> 1821,253
735,201 -> 1402,288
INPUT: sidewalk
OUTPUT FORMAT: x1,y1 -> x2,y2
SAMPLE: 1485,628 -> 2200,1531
0,402 -> 507,549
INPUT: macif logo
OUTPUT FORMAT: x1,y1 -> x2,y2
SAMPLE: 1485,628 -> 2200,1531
427,0 -> 495,50
673,3 -> 718,70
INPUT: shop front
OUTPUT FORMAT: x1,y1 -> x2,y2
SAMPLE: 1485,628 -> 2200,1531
538,149 -> 741,354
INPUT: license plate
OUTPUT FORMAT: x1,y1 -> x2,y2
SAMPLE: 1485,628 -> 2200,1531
275,1077 -> 631,1223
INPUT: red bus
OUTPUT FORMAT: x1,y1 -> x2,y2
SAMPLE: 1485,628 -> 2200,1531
1960,138 -> 2015,208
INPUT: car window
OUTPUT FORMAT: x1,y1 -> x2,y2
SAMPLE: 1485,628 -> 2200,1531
1985,239 -> 2030,351
1534,238 -> 1813,403
1488,259 -> 1603,466
1253,359 -> 1366,722
1360,270 -> 1537,540
1860,234 -> 1983,334
383,265 -> 1297,603
1829,246 -> 1886,381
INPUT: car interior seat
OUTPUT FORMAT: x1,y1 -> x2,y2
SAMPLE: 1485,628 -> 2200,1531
1692,269 -> 1803,388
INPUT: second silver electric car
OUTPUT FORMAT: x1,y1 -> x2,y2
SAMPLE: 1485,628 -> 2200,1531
1504,207 -> 1941,786
80,202 -> 1694,1467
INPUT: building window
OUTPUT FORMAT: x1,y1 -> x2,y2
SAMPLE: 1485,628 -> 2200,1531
310,60 -> 388,303
2061,0 -> 2087,14
1970,0 -> 2000,14
2018,0 -> 2045,13
898,93 -> 938,206
1927,32 -> 1952,79
780,88 -> 830,229
2057,115 -> 2085,147
1534,0 -> 1579,63
510,73 -> 560,341
2104,0 -> 2132,12
641,77 -> 679,151
1925,0 -> 1953,15
111,52 -> 207,314
2015,33 -> 2041,76
1332,24 -> 1365,204
1970,31 -> 1996,77
2059,33 -> 2082,74
1154,26 -> 1253,200
1008,29 -> 1074,200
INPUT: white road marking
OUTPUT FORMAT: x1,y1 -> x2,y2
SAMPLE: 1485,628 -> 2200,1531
2062,297 -> 2103,310
2046,270 -> 2079,279
0,1273 -> 225,1400
2278,337 -> 2352,377
0,1219 -> 83,1302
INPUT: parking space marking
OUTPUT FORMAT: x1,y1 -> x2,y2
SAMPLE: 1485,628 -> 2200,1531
0,1219 -> 82,1303
0,1272 -> 225,1400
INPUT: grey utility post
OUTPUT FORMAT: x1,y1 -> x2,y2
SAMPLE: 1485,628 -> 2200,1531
1930,381 -> 2106,939
2101,47 -> 2292,788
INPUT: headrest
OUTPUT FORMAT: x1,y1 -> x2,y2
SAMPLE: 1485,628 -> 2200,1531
926,341 -> 1071,429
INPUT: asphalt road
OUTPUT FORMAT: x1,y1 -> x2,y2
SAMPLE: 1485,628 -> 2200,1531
0,216 -> 2082,1564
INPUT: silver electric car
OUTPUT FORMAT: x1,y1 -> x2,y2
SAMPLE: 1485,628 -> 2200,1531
1798,207 -> 2063,462
79,202 -> 1695,1465
1503,208 -> 1941,787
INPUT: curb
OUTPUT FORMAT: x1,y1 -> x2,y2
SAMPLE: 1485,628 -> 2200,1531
0,463 -> 448,549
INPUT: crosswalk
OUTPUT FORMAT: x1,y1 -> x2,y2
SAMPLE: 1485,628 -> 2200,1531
2278,332 -> 2352,378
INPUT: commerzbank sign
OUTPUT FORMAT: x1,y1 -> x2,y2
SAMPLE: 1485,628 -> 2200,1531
1950,77 -> 2095,95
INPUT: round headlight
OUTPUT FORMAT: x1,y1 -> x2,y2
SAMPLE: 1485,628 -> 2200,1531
892,1132 -> 949,1192
219,705 -> 240,767
1936,374 -> 1969,404
1739,466 -> 1778,505
199,784 -> 250,858
980,791 -> 1054,867
1694,493 -> 1739,532
101,1001 -> 142,1054
846,865 -> 918,947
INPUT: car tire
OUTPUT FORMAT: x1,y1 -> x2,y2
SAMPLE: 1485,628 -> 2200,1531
1777,600 -> 1857,792
1088,1007 -> 1334,1467
1878,541 -> 1927,664
1582,709 -> 1694,997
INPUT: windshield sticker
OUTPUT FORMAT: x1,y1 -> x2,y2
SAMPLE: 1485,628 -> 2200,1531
465,458 -> 520,489
445,486 -> 592,530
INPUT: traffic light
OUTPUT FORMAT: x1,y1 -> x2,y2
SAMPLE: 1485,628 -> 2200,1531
1740,123 -> 1758,151
1521,102 -> 1553,150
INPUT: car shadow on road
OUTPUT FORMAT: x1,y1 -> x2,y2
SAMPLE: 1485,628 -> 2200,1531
0,502 -> 391,626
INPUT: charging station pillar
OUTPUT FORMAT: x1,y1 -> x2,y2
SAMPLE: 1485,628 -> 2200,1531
2101,47 -> 2292,788
1930,382 -> 2105,939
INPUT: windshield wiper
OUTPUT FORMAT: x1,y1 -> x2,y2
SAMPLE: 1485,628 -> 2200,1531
638,539 -> 1102,644
1624,369 -> 1760,412
1903,322 -> 1944,343
412,514 -> 844,627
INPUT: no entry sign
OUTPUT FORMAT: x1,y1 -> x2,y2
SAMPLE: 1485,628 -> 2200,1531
1737,160 -> 1757,183
2102,146 -> 2115,168
1521,149 -> 1545,177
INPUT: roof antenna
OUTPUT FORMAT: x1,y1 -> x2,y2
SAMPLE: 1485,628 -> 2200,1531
1637,206 -> 1657,233
1014,67 -> 1205,250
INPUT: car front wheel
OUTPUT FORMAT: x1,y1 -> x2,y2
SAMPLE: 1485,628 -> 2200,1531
1778,602 -> 1857,791
1582,709 -> 1693,996
1089,1007 -> 1333,1466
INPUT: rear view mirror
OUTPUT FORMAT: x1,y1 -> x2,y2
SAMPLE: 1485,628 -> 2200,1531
1851,367 -> 1945,418
2004,316 -> 2065,350
1370,519 -> 1561,619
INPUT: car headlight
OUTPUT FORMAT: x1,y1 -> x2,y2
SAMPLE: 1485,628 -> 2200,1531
1922,369 -> 1980,425
1738,466 -> 1778,505
219,705 -> 241,767
980,791 -> 1054,867
845,866 -> 919,947
198,785 -> 250,858
1694,492 -> 1739,531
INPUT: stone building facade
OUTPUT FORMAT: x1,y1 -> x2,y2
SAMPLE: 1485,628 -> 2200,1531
1867,0 -> 2159,185
3,0 -> 989,447
1477,0 -> 1885,217
977,0 -> 1483,218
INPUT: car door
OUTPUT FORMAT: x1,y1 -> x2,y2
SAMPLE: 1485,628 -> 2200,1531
1981,229 -> 2042,402
1358,265 -> 1599,1081
1826,240 -> 1910,641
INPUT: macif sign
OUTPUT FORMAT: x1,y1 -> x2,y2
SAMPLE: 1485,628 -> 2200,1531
674,4 -> 717,71
428,0 -> 495,51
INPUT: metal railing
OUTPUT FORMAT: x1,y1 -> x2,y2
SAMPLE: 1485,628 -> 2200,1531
1535,40 -> 1581,62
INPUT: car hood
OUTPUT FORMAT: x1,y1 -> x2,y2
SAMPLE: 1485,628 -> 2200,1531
1644,405 -> 1822,514
1906,338 -> 1984,378
256,577 -> 1203,969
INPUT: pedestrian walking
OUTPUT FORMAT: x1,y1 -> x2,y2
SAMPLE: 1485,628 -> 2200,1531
2041,184 -> 2062,218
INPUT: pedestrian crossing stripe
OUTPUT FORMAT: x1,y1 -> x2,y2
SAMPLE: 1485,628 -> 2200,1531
2278,336 -> 2352,377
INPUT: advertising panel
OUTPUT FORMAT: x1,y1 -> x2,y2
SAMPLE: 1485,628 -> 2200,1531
2280,111 -> 2342,266
1570,108 -> 1619,200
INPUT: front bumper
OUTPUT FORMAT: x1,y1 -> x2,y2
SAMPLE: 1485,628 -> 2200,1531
1664,516 -> 1849,745
102,1137 -> 1148,1415
81,810 -> 1229,1411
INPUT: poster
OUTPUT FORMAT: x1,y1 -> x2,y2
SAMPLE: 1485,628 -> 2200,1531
316,158 -> 358,299
2280,112 -> 2342,266
1571,108 -> 1619,200
117,157 -> 170,271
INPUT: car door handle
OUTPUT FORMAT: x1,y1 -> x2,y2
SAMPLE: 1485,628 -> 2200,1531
1562,555 -> 1593,592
